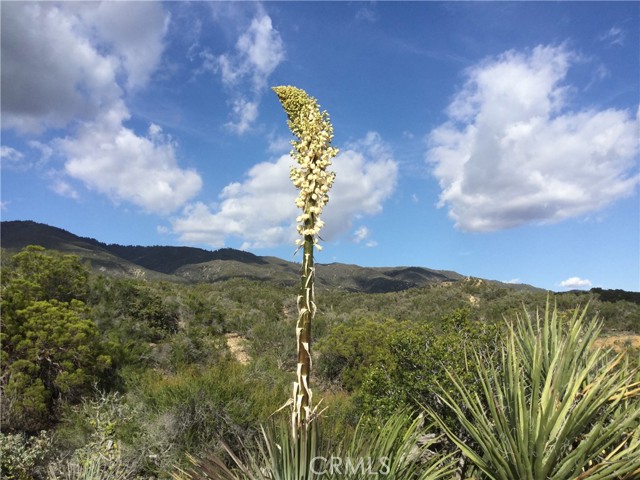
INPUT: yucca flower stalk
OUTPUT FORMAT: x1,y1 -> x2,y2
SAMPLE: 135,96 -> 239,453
272,86 -> 338,433
426,302 -> 640,480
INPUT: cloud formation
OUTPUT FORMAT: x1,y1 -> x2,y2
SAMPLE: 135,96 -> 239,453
171,132 -> 398,248
353,226 -> 378,247
1,2 -> 121,133
426,44 -> 639,232
0,146 -> 24,170
77,2 -> 169,91
322,132 -> 398,239
599,26 -> 625,47
201,5 -> 285,134
59,105 -> 202,214
218,13 -> 285,91
558,276 -> 592,289
1,1 -> 202,214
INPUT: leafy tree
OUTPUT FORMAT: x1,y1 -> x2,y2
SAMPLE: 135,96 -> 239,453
317,309 -> 498,421
1,245 -> 89,313
2,299 -> 112,431
91,277 -> 179,347
1,246 -> 112,432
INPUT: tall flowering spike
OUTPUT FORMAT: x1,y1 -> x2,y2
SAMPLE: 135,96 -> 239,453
272,86 -> 338,246
273,85 -> 337,433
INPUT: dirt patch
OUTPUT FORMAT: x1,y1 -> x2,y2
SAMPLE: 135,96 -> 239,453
225,333 -> 250,365
593,334 -> 640,352
468,295 -> 480,307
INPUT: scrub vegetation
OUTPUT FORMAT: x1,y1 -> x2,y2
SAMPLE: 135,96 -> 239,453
1,245 -> 639,479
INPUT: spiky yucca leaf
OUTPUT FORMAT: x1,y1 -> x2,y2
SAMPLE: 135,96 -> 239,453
170,421 -> 312,480
343,412 -> 456,479
173,411 -> 456,479
426,303 -> 640,480
48,456 -> 133,480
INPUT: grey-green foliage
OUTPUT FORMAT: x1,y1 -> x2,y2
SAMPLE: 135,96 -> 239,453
48,457 -> 132,480
126,360 -> 291,476
0,430 -> 53,480
52,392 -> 138,476
427,302 -> 640,480
173,410 -> 456,480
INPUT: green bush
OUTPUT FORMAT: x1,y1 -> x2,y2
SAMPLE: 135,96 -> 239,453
1,247 -> 115,431
1,245 -> 89,312
2,299 -> 112,431
317,309 -> 498,422
0,430 -> 53,480
128,361 -> 290,475
316,317 -> 402,391
361,309 -> 499,421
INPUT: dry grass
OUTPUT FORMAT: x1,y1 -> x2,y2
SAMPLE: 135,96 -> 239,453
593,334 -> 640,351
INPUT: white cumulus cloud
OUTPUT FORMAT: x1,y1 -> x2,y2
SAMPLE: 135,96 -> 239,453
558,276 -> 593,289
171,132 -> 398,248
77,2 -> 169,91
1,1 -> 201,214
426,44 -> 639,232
59,104 -> 202,214
171,154 -> 297,248
323,132 -> 399,239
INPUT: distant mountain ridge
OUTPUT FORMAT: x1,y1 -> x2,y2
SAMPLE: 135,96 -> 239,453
2,220 -> 535,294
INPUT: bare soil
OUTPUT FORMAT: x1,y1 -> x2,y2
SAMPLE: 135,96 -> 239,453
225,333 -> 250,365
593,334 -> 640,351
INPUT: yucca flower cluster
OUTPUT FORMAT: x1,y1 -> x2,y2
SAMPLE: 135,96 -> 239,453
272,86 -> 338,248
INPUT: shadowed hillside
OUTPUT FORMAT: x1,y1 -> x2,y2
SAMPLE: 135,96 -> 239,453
0,220 -> 539,293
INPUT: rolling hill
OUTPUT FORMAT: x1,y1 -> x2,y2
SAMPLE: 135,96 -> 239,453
2,220 -> 536,293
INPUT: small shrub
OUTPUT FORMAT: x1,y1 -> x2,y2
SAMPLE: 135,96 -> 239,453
0,430 -> 53,480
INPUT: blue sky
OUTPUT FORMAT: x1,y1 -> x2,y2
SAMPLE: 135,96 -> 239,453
1,1 -> 638,292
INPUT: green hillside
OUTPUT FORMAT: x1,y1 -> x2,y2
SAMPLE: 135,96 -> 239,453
0,220 -> 487,292
1,224 -> 638,479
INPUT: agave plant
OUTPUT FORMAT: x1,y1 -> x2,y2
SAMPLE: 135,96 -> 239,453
426,301 -> 640,480
173,410 -> 456,479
